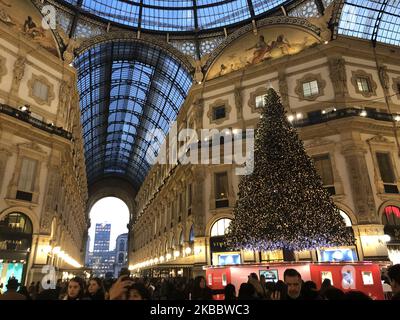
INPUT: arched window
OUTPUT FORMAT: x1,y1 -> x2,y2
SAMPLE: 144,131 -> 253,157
339,210 -> 352,227
119,240 -> 125,252
383,206 -> 400,226
2,213 -> 33,234
211,218 -> 232,237
118,252 -> 124,263
0,212 -> 33,252
189,226 -> 195,243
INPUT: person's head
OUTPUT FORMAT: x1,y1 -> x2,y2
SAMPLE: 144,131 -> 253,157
67,277 -> 85,300
6,278 -> 19,291
259,35 -> 265,41
224,284 -> 236,300
388,264 -> 400,295
249,273 -> 258,281
88,278 -> 103,295
194,276 -> 206,289
128,283 -> 150,300
238,283 -> 255,300
284,269 -> 302,299
321,278 -> 332,288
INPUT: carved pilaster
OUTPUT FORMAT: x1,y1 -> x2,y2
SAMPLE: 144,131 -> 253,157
0,147 -> 12,194
193,97 -> 204,130
192,167 -> 206,236
341,142 -> 377,223
278,71 -> 289,110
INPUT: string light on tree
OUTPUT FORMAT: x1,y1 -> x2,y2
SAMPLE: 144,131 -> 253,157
226,88 -> 355,253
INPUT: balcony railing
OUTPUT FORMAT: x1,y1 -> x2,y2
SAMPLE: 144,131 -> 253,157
0,104 -> 72,140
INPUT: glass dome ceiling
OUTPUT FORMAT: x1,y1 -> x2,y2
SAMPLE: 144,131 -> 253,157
61,0 -> 288,32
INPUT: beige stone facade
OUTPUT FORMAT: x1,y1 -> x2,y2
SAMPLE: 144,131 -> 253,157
130,36 -> 400,276
0,17 -> 88,284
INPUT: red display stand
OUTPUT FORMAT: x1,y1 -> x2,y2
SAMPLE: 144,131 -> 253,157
204,262 -> 384,300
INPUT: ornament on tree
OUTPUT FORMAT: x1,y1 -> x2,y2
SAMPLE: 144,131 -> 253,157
226,88 -> 355,252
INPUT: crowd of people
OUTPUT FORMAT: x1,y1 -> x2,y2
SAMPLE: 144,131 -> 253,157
0,264 -> 399,301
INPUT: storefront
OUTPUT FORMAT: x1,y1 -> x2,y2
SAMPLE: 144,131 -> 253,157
209,219 -> 241,266
0,213 -> 33,288
383,205 -> 400,264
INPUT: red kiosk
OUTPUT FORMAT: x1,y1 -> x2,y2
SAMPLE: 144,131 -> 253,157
204,262 -> 385,300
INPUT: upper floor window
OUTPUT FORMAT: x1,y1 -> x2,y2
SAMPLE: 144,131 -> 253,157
356,77 -> 372,93
17,158 -> 38,198
303,80 -> 319,98
213,106 -> 226,120
215,172 -> 229,208
255,94 -> 266,108
119,240 -> 125,251
189,225 -> 195,243
376,152 -> 398,194
313,154 -> 335,195
32,80 -> 49,102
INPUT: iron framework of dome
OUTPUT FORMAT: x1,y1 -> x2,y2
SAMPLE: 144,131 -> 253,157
75,40 -> 192,189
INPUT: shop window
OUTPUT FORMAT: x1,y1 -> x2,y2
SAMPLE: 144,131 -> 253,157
215,172 -> 229,208
303,80 -> 319,98
383,206 -> 400,226
376,152 -> 399,194
313,154 -> 335,195
211,219 -> 232,237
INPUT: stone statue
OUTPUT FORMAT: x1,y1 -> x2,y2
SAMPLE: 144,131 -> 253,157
58,28 -> 82,64
13,56 -> 26,86
329,57 -> 348,97
378,65 -> 389,90
194,59 -> 204,84
308,4 -> 334,42
59,80 -> 72,118
234,87 -> 243,119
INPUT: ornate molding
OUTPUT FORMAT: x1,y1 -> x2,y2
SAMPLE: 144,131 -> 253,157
27,74 -> 55,106
367,134 -> 393,145
294,73 -> 326,101
350,70 -> 378,98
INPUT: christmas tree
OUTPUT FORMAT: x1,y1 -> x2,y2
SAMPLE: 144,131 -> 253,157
226,88 -> 355,252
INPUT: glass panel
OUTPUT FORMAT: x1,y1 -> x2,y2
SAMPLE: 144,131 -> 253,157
377,152 -> 396,183
18,158 -> 37,192
211,218 -> 232,237
215,172 -> 228,199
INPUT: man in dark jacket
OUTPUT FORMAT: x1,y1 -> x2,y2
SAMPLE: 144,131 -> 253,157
388,264 -> 400,300
0,278 -> 26,300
